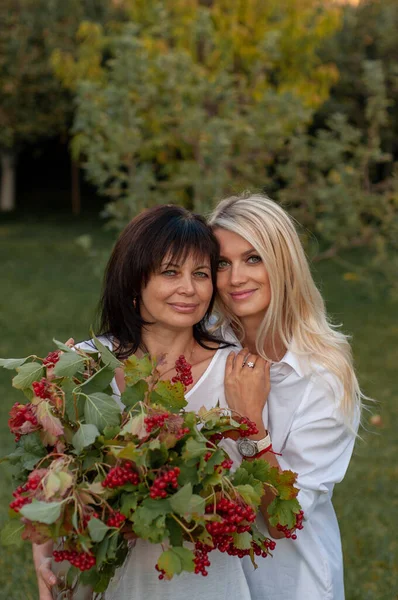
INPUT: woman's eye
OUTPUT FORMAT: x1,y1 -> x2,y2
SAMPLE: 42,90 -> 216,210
194,271 -> 209,278
247,255 -> 261,264
217,260 -> 229,270
161,269 -> 177,276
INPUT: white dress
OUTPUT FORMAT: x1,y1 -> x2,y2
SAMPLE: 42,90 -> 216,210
77,339 -> 251,600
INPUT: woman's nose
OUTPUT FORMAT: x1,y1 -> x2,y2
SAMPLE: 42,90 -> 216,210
178,274 -> 195,294
230,263 -> 248,286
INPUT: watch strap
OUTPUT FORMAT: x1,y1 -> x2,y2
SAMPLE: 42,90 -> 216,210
255,432 -> 271,453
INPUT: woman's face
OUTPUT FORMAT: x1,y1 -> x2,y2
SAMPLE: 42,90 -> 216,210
214,228 -> 271,320
140,253 -> 213,329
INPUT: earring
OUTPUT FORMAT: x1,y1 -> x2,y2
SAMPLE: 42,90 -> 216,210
133,297 -> 137,309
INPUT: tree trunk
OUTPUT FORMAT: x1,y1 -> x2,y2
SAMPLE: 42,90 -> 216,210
71,159 -> 81,216
0,151 -> 16,212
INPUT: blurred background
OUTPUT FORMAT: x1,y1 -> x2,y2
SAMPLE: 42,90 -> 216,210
0,1 -> 397,598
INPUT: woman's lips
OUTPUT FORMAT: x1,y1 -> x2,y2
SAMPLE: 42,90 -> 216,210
168,303 -> 199,313
229,289 -> 257,301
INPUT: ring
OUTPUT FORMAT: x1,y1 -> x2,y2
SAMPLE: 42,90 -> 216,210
246,361 -> 255,368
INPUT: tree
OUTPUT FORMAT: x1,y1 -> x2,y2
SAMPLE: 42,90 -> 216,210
53,0 -> 341,226
0,0 -> 126,212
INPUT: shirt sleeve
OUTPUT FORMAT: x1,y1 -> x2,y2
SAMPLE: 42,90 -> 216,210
276,370 -> 358,520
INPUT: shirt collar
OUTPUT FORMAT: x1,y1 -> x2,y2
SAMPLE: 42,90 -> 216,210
273,348 -> 306,378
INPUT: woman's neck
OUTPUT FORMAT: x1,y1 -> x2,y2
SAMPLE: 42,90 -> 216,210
140,324 -> 195,363
239,314 -> 286,363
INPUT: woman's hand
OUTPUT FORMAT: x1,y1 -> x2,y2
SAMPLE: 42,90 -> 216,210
33,541 -> 57,600
225,348 -> 270,427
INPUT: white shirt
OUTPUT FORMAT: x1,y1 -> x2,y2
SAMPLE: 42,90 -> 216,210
241,348 -> 358,600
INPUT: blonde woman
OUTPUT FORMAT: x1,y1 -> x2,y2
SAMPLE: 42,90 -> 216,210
209,193 -> 362,600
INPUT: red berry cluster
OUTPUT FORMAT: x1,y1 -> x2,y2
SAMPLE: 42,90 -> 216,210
155,564 -> 166,580
204,452 -> 233,473
43,351 -> 60,367
9,494 -> 32,512
191,500 -> 276,577
220,458 -> 233,471
144,412 -> 170,433
172,355 -> 193,388
8,402 -> 39,441
252,539 -> 276,557
194,541 -> 211,576
10,473 -> 42,511
106,511 -> 126,528
32,378 -> 52,399
53,549 -> 96,571
175,426 -> 190,440
81,511 -> 99,531
208,432 -> 223,444
238,416 -> 259,437
149,467 -> 180,499
276,510 -> 304,540
102,462 -> 140,489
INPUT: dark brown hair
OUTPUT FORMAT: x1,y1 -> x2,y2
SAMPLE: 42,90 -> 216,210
98,204 -> 228,358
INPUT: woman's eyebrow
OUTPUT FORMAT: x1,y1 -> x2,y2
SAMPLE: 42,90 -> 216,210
242,247 -> 256,257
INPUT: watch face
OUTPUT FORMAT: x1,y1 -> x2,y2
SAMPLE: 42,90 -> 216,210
237,438 -> 257,457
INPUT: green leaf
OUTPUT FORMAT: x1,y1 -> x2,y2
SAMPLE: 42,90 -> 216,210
232,531 -> 252,550
133,513 -> 167,543
239,459 -> 272,483
103,425 -> 121,439
124,354 -> 153,386
0,520 -> 24,547
177,463 -> 199,487
88,517 -> 111,542
182,438 -> 208,463
54,352 -> 86,378
52,339 -> 75,353
166,517 -> 183,546
95,536 -> 110,567
77,365 -> 115,395
234,484 -> 262,507
268,497 -> 301,529
157,549 -> 183,577
132,498 -> 171,541
122,380 -> 148,409
0,357 -> 28,370
12,362 -> 44,389
169,484 -> 205,517
120,494 -> 139,518
169,484 -> 192,516
151,380 -> 187,412
7,432 -> 46,470
92,334 -> 123,369
20,500 -> 63,524
72,423 -> 100,454
83,392 -> 121,433
171,546 -> 195,573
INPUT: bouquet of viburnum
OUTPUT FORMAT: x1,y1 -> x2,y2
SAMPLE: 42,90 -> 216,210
0,336 -> 303,598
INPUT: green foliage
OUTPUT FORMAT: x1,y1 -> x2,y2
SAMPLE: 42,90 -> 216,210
275,0 -> 398,284
0,0 -> 127,153
54,0 -> 340,220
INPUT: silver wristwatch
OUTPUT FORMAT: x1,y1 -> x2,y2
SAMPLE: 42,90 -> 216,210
237,432 -> 271,458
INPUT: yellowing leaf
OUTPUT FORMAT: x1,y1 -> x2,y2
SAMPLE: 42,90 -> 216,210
35,401 -> 64,438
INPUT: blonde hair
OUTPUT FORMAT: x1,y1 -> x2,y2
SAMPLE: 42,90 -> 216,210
209,192 -> 363,424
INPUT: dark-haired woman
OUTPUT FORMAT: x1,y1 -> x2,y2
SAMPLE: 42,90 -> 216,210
33,205 -> 252,600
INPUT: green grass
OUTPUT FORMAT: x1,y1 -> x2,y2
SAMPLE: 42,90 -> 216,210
0,217 -> 397,599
